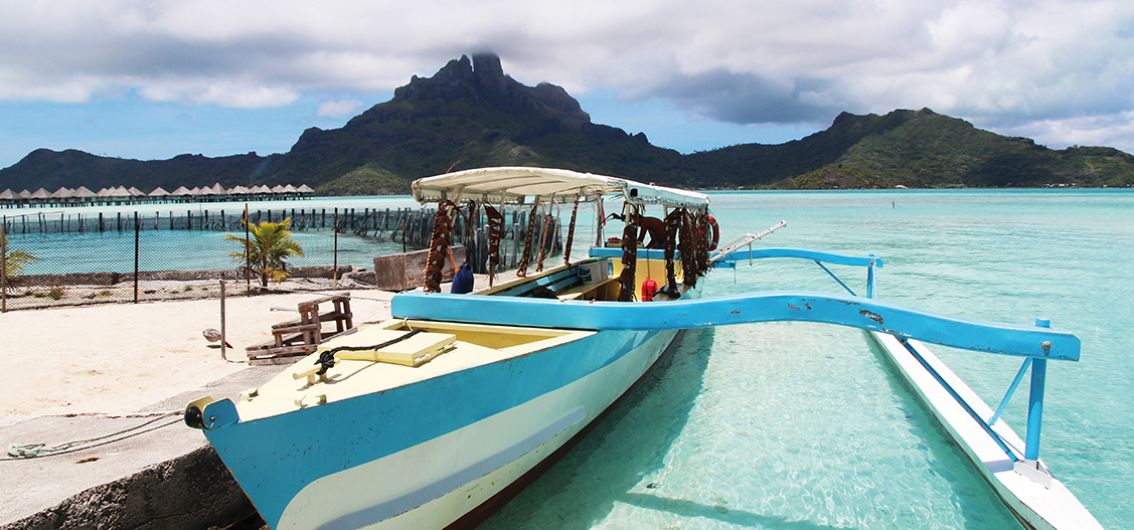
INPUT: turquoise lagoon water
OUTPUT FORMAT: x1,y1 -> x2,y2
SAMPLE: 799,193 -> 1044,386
483,190 -> 1133,529
2,196 -> 420,273
5,190 -> 1131,527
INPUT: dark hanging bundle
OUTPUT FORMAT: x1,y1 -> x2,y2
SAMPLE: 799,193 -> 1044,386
485,204 -> 504,287
679,209 -> 699,287
535,211 -> 553,273
516,200 -> 540,277
617,206 -> 639,301
694,211 -> 711,274
563,196 -> 580,266
662,208 -> 684,296
422,200 -> 458,293
463,201 -> 478,251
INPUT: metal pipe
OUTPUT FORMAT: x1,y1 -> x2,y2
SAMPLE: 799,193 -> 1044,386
989,358 -> 1033,425
333,208 -> 339,288
815,260 -> 857,297
220,280 -> 227,361
133,212 -> 140,303
1025,318 -> 1051,461
867,254 -> 877,298
1,221 -> 7,313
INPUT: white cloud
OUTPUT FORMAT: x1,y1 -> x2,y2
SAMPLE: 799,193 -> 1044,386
997,112 -> 1134,154
317,99 -> 363,117
0,0 -> 1132,148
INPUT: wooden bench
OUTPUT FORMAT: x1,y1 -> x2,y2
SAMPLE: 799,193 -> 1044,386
246,294 -> 356,365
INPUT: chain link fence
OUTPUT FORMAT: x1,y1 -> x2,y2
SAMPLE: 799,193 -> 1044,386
0,206 -> 424,311
0,203 -> 566,312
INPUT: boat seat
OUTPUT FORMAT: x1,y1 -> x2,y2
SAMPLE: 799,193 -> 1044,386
494,266 -> 586,298
331,328 -> 457,367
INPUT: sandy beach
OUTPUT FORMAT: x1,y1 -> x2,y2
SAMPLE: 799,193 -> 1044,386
0,290 -> 393,422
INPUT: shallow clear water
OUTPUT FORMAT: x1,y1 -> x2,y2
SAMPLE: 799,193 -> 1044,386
485,190 -> 1133,529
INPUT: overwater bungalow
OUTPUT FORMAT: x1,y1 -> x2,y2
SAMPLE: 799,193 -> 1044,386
0,182 -> 316,207
73,186 -> 98,204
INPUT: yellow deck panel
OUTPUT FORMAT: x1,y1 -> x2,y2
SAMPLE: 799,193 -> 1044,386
235,320 -> 595,422
335,330 -> 457,367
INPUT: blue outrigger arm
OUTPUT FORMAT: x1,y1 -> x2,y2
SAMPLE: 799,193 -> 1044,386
392,291 -> 1078,361
397,245 -> 1081,469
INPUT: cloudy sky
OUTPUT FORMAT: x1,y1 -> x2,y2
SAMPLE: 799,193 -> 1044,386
1,0 -> 1132,168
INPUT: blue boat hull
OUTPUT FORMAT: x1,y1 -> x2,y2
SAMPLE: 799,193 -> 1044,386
204,295 -> 698,528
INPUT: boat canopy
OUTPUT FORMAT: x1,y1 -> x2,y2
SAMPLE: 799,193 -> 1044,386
411,167 -> 709,210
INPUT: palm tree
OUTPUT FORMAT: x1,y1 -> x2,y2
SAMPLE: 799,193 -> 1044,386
227,219 -> 304,287
1,230 -> 36,286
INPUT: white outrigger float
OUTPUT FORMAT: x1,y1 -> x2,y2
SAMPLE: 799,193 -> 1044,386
187,167 -> 1101,529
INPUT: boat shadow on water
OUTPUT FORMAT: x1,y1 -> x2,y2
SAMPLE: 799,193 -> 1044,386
481,328 -> 853,530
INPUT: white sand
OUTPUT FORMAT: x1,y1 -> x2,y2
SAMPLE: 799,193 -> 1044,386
0,291 -> 393,420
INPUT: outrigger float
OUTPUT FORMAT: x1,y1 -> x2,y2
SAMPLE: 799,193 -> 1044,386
187,167 -> 1101,529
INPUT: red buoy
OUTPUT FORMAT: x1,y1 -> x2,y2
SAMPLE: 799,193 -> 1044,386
641,278 -> 658,301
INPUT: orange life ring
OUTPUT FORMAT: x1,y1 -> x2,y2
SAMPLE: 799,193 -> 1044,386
706,215 -> 720,251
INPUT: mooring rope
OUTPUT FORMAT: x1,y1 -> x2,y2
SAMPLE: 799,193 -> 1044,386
4,411 -> 182,461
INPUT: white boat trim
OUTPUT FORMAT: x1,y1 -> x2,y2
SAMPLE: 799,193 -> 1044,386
868,332 -> 1101,530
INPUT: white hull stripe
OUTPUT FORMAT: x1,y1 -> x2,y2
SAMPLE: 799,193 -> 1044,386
318,407 -> 585,530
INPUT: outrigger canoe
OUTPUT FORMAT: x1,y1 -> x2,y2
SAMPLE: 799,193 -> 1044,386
187,167 -> 1100,529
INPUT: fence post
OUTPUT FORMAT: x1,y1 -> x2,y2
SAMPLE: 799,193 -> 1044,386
1,221 -> 7,313
134,212 -> 140,303
244,203 -> 251,296
333,208 -> 339,288
220,280 -> 227,361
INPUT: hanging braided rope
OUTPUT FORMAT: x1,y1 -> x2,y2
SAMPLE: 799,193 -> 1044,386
422,200 -> 458,293
516,200 -> 540,277
463,200 -> 478,259
695,210 -> 711,275
679,209 -> 698,287
485,204 -> 504,287
563,196 -> 580,265
617,205 -> 639,301
662,208 -> 683,296
536,210 -> 553,272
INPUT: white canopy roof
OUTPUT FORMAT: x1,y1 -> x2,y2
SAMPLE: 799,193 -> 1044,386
411,167 -> 709,209
149,187 -> 170,196
0,189 -> 15,199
